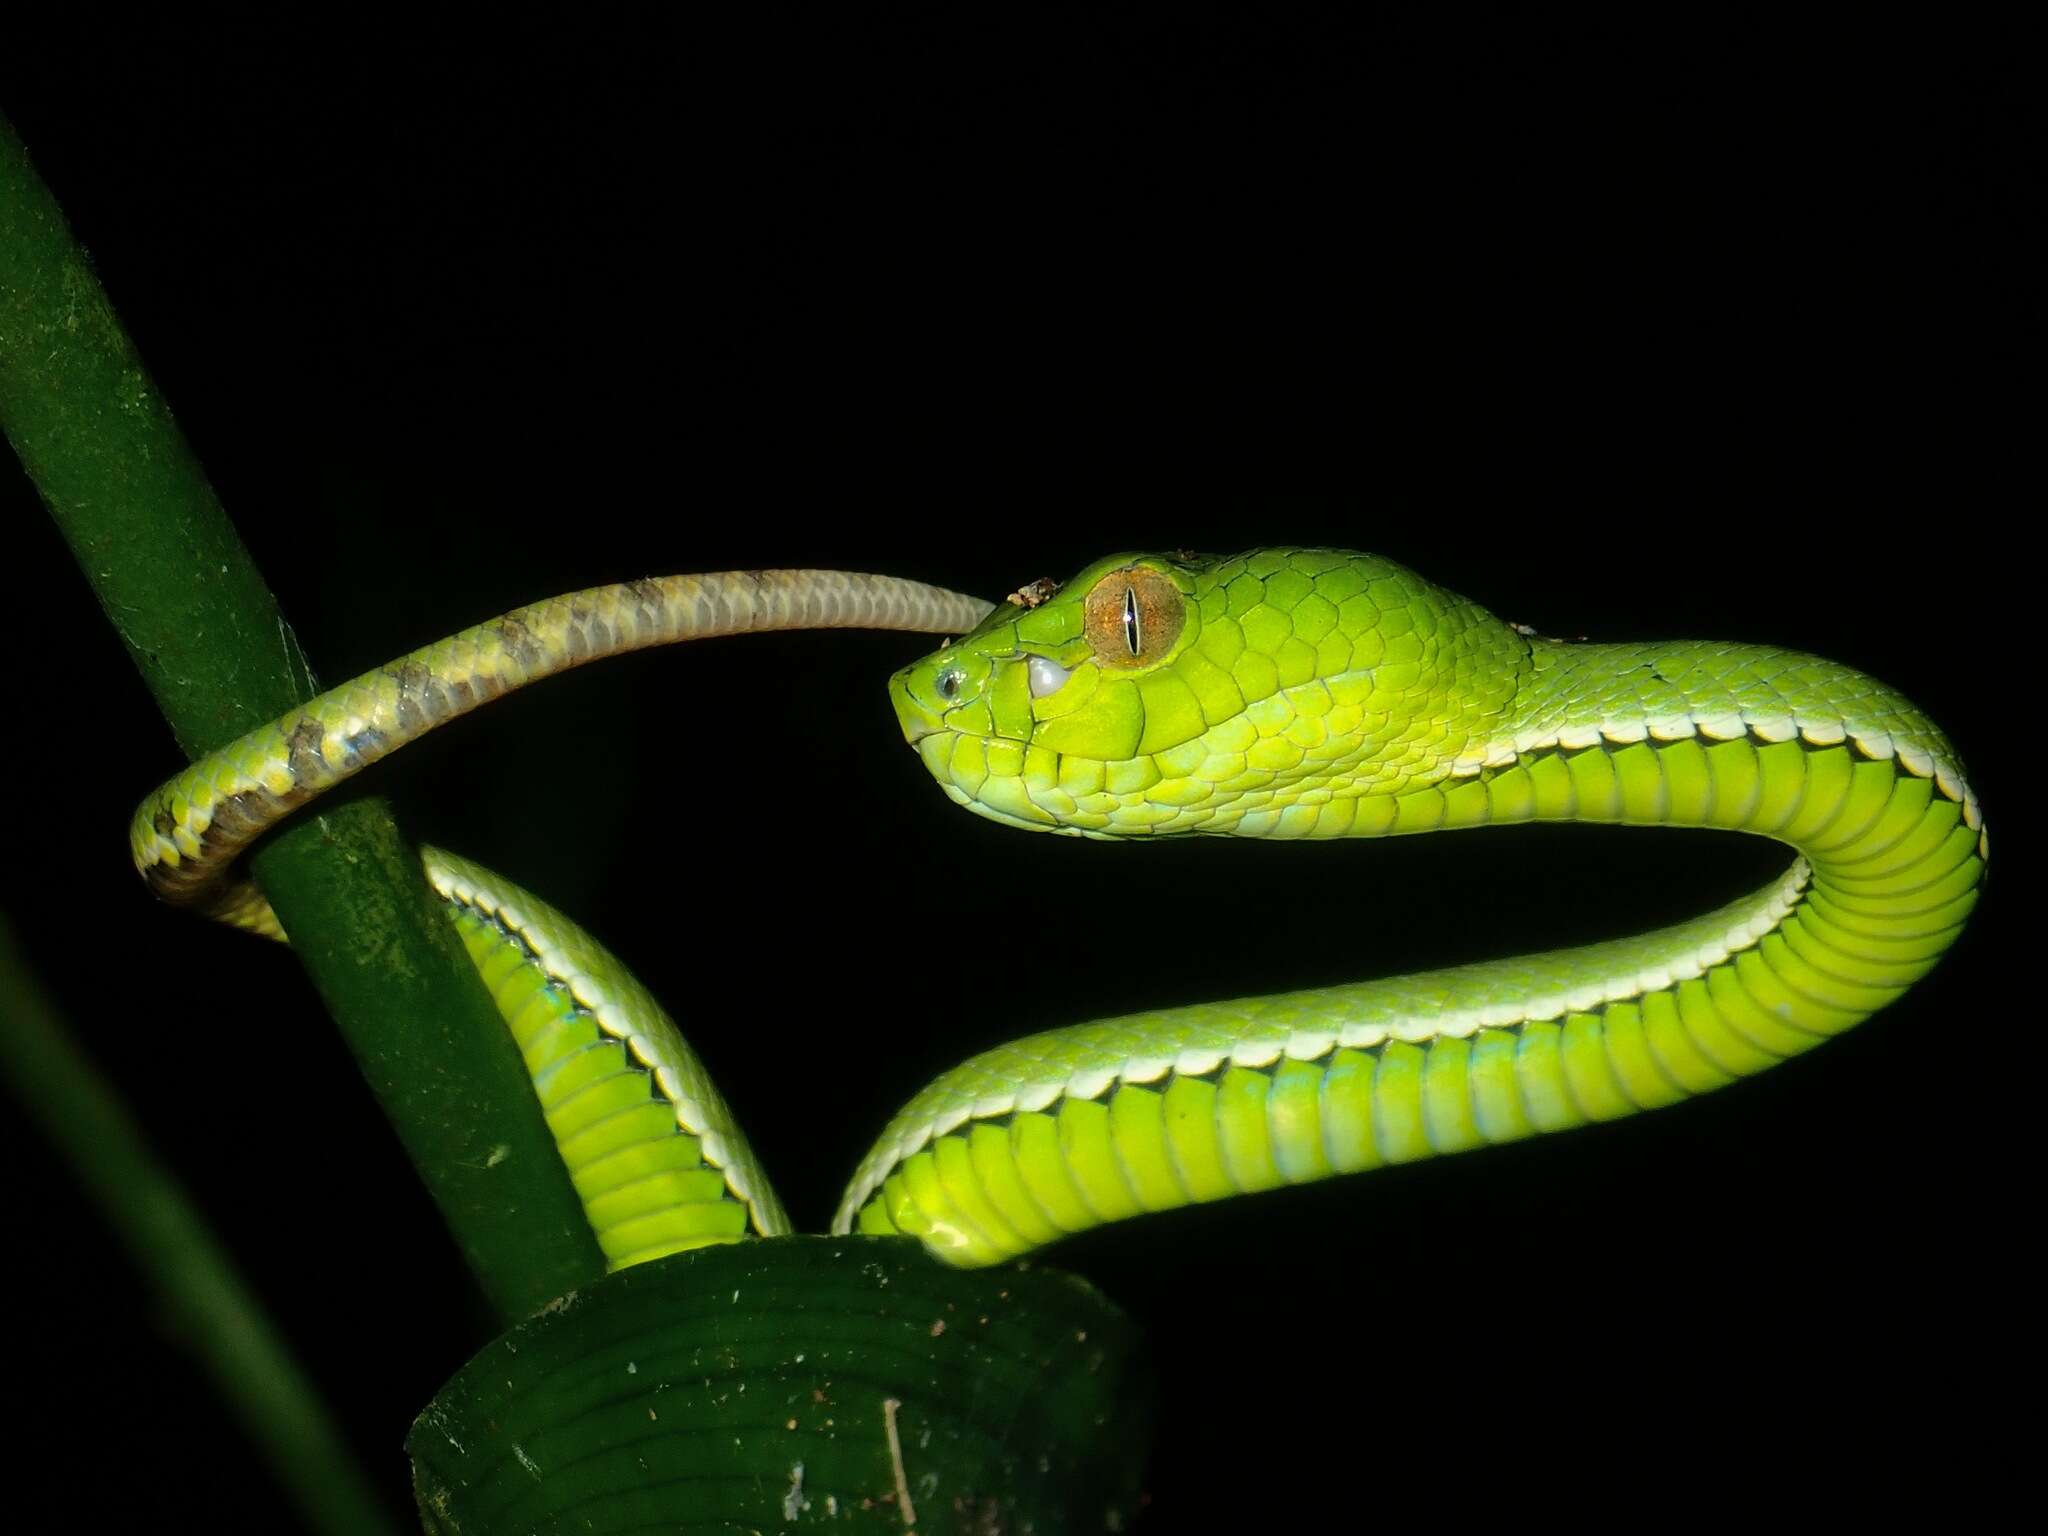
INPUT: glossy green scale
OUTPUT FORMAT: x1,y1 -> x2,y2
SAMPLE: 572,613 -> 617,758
429,848 -> 783,1270
130,555 -> 1984,1277
836,547 -> 1985,1264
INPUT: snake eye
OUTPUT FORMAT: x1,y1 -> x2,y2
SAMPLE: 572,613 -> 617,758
936,666 -> 965,701
1083,566 -> 1185,669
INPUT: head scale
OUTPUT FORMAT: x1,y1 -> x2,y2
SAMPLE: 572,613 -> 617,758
890,546 -> 1506,839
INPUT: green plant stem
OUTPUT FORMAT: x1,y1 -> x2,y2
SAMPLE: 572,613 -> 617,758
0,114 -> 604,1319
0,915 -> 399,1536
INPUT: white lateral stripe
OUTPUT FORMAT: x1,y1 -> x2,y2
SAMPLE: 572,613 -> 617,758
424,849 -> 775,1233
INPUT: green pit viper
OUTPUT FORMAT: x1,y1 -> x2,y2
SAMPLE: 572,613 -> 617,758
132,549 -> 1986,1271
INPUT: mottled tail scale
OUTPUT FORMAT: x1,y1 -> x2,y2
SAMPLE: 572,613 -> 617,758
132,552 -> 1983,1273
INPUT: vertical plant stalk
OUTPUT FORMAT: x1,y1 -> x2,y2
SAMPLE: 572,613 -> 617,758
0,115 -> 605,1318
0,917 -> 399,1536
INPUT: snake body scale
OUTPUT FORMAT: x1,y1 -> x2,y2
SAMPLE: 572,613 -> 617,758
132,550 -> 1985,1272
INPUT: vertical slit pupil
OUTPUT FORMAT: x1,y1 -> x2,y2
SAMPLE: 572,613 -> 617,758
1122,586 -> 1141,656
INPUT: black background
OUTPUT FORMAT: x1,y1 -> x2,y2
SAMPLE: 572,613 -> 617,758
2,13 -> 2021,1530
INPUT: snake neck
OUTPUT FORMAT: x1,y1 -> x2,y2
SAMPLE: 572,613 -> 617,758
1438,635 -> 1982,849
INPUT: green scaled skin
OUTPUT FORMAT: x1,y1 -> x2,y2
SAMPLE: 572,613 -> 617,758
131,555 -> 1986,1277
832,547 -> 1986,1264
428,848 -> 789,1268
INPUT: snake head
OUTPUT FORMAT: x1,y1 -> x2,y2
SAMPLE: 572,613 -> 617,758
891,546 -> 1489,838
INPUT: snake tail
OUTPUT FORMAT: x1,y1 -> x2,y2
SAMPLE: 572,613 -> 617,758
132,570 -> 991,935
834,547 -> 1985,1265
133,570 -> 992,1266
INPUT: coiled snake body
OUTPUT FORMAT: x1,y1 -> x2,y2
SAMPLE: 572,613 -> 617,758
132,549 -> 1985,1270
